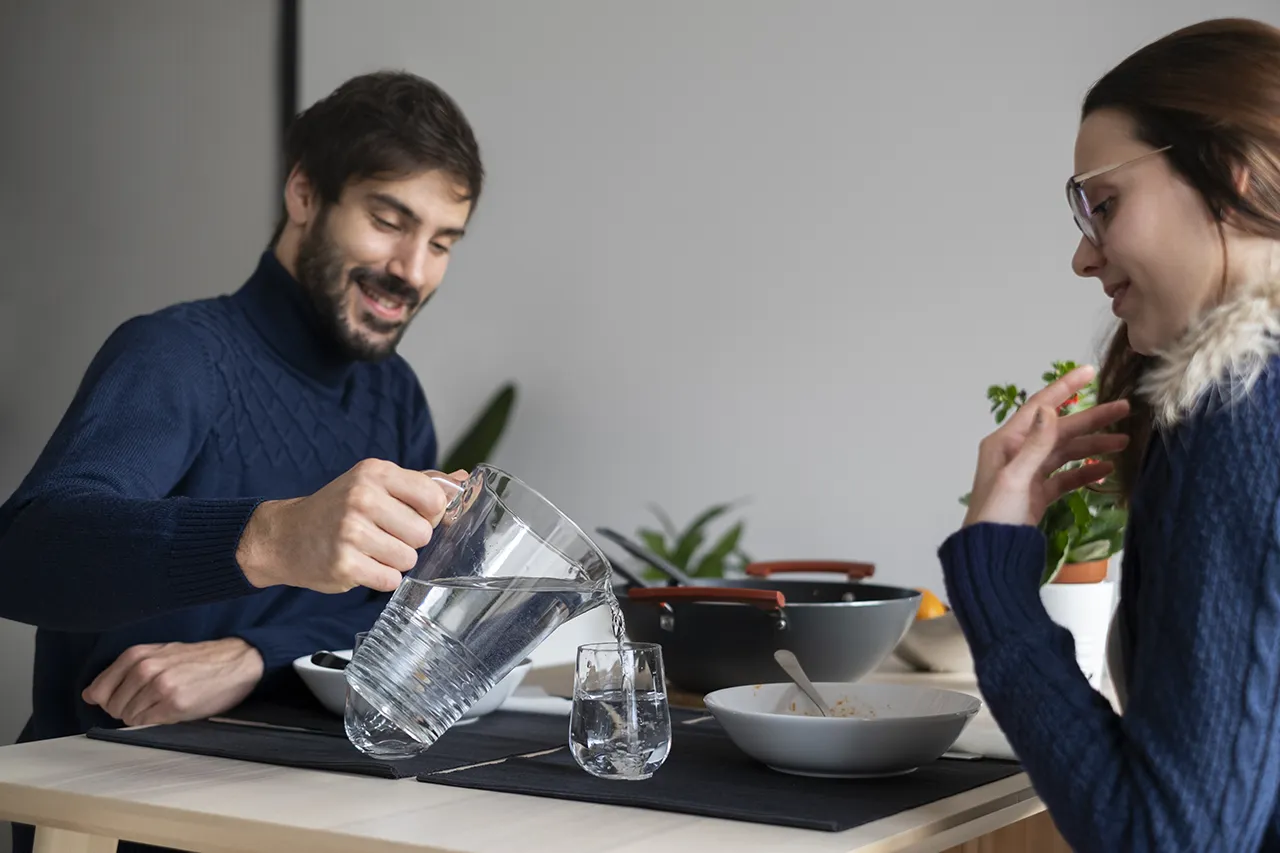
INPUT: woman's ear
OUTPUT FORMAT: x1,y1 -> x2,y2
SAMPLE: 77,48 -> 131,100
1216,163 -> 1253,225
1234,163 -> 1252,198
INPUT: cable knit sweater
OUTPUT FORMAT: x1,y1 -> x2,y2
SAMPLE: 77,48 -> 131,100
939,274 -> 1280,852
0,250 -> 439,745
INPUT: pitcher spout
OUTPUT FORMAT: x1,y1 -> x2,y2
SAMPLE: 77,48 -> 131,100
568,578 -> 619,620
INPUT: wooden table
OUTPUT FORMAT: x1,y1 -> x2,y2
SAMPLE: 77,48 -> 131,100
0,664 -> 1072,853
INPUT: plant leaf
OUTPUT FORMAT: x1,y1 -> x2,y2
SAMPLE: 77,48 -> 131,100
970,359 -> 1128,580
670,531 -> 704,570
1039,496 -> 1074,536
1064,491 -> 1092,531
440,383 -> 517,473
1042,529 -> 1071,585
637,529 -> 671,561
682,503 -> 733,537
648,504 -> 679,539
692,522 -> 743,578
1094,508 -> 1128,531
1066,539 -> 1112,562
672,501 -> 741,566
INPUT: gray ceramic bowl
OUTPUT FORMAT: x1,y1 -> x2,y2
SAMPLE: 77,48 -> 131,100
703,681 -> 982,777
893,611 -> 976,673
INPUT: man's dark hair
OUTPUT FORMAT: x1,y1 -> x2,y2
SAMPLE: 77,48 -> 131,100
271,70 -> 484,243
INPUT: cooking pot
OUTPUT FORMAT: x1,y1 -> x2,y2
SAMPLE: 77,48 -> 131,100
596,528 -> 920,694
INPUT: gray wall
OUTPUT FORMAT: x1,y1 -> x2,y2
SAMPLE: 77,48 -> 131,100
0,3 -> 276,847
301,0 -> 1280,659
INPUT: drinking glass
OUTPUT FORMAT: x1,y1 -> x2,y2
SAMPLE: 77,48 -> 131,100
344,632 -> 424,760
570,641 -> 671,780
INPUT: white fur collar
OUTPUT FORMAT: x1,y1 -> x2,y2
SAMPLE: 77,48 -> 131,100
1140,276 -> 1280,427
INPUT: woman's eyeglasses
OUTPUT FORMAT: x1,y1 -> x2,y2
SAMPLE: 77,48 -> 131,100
1067,146 -> 1171,246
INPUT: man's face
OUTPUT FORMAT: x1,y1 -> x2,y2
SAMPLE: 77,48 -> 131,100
295,169 -> 472,361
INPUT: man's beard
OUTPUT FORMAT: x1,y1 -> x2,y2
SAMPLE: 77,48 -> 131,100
294,209 -> 423,362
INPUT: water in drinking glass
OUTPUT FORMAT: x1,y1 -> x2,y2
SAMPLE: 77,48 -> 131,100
571,641 -> 671,781
571,687 -> 670,779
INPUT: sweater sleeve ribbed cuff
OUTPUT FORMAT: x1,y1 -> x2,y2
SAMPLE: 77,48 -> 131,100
167,497 -> 264,607
232,626 -> 309,672
938,523 -> 1049,653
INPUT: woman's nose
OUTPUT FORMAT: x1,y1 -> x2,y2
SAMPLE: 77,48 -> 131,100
1072,235 -> 1105,278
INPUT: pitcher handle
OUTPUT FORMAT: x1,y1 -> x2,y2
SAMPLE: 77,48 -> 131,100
425,470 -> 470,524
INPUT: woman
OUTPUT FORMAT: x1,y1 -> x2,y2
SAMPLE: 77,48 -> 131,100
944,17 -> 1280,852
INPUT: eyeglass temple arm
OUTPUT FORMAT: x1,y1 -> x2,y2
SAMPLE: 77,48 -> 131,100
1071,145 -> 1172,185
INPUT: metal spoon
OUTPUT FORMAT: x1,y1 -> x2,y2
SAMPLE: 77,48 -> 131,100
773,649 -> 828,717
310,651 -> 349,670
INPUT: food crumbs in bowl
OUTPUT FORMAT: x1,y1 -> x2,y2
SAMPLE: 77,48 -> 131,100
795,697 -> 878,719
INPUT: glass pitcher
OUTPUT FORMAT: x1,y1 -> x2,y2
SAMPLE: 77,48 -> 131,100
344,464 -> 615,750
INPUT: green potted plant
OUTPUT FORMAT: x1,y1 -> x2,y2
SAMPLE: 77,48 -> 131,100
963,360 -> 1128,585
633,501 -> 754,581
959,361 -> 1125,689
441,382 -> 517,472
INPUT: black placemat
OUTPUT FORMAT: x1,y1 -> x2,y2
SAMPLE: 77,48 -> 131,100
88,718 -> 415,778
84,700 -> 1022,833
219,695 -> 346,736
85,704 -> 577,780
417,716 -> 1023,833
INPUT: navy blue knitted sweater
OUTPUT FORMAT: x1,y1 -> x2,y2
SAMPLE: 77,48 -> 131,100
939,283 -> 1280,851
0,250 -> 438,743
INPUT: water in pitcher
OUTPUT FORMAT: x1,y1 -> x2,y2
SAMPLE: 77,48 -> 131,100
351,574 -> 616,745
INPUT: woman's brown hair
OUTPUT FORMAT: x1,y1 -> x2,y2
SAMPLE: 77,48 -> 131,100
1082,17 -> 1280,501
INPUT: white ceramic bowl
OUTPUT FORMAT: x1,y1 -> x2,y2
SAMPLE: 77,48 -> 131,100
893,611 -> 976,674
702,681 -> 981,778
291,650 -> 534,724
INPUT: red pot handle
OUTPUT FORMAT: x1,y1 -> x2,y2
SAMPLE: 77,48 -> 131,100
627,587 -> 786,611
744,560 -> 875,579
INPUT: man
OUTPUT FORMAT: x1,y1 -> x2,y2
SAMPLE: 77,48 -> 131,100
0,69 -> 482,852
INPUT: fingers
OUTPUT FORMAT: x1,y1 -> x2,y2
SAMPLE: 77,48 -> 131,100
378,465 -> 458,526
356,520 -> 422,575
1003,405 -> 1060,482
1046,461 -> 1116,502
119,677 -> 165,726
83,645 -> 171,723
366,488 -> 436,553
1039,432 -> 1130,477
1057,399 -> 1131,441
103,655 -> 165,722
328,521 -> 409,590
350,552 -> 405,593
130,702 -> 173,727
1012,365 -> 1098,427
82,644 -> 158,710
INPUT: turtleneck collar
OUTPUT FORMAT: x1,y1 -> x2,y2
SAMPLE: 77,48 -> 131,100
232,249 -> 356,387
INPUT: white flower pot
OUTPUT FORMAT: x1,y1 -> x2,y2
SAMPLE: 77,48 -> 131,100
1039,580 -> 1118,689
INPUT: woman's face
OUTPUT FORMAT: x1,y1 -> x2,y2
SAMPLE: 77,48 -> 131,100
1070,109 -> 1224,355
